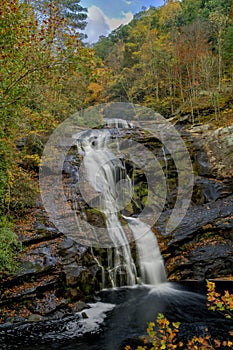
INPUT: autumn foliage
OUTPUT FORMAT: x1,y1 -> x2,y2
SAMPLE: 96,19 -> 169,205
0,0 -> 109,270
94,0 -> 233,122
125,281 -> 233,350
207,280 -> 233,319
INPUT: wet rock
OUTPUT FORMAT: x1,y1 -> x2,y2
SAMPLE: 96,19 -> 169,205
215,217 -> 233,232
64,264 -> 88,287
195,176 -> 223,202
59,240 -> 80,266
27,314 -> 43,322
158,194 -> 233,245
158,123 -> 233,281
22,226 -> 61,246
62,160 -> 76,176
191,124 -> 233,178
12,316 -> 26,324
27,294 -> 67,317
59,238 -> 75,253
188,242 -> 233,279
61,256 -> 76,265
45,256 -> 57,267
58,238 -> 89,261
71,301 -> 90,313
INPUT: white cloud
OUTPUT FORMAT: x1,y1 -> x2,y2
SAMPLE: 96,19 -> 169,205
85,5 -> 133,43
106,12 -> 133,31
85,6 -> 110,43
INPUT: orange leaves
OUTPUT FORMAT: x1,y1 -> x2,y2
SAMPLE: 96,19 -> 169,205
126,281 -> 233,350
0,0 -> 106,131
186,334 -> 215,350
207,280 -> 233,318
222,340 -> 233,347
144,313 -> 181,350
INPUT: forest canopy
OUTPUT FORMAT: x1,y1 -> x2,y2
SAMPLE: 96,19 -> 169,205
94,0 -> 233,119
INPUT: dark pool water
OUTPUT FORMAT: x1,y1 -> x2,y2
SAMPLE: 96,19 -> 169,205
0,282 -> 232,350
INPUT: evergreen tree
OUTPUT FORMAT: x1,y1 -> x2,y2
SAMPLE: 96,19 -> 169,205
26,0 -> 87,31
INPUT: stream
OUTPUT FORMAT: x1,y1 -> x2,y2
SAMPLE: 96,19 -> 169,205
0,281 -> 232,349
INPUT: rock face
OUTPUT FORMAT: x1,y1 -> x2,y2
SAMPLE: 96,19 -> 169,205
160,123 -> 233,280
0,122 -> 232,326
197,124 -> 233,178
0,207 -> 102,325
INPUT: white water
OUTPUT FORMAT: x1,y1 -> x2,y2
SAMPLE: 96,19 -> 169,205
125,217 -> 167,285
65,302 -> 115,336
76,121 -> 166,287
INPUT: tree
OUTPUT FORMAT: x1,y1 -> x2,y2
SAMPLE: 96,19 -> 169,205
223,24 -> 233,84
26,0 -> 87,31
57,0 -> 87,30
209,10 -> 229,90
0,0 -> 107,218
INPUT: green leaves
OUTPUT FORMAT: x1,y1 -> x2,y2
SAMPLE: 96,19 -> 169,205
126,282 -> 233,350
207,280 -> 233,319
94,0 -> 232,120
0,216 -> 22,274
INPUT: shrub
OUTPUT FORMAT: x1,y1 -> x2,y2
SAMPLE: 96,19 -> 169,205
0,216 -> 22,273
207,280 -> 233,319
126,281 -> 233,350
4,166 -> 38,213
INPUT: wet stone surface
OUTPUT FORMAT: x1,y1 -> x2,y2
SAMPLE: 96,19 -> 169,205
158,123 -> 233,280
0,122 -> 232,346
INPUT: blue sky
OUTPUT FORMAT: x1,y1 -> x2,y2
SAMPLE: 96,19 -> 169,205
80,0 -> 165,43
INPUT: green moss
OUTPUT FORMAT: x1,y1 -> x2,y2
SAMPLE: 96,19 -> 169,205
85,207 -> 106,228
191,184 -> 205,205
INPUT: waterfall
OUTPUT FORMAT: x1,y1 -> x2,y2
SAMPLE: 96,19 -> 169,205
125,217 -> 167,285
76,120 -> 167,287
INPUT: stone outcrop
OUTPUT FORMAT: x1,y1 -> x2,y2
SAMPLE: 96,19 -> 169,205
0,207 -> 100,325
159,123 -> 233,280
0,121 -> 232,329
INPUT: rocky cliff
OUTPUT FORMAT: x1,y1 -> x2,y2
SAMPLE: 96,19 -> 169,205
0,122 -> 232,326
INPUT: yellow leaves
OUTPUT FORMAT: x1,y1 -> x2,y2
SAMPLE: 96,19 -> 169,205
222,340 -> 233,347
172,322 -> 180,329
143,313 -> 182,350
206,280 -> 233,318
158,1 -> 182,28
6,169 -> 14,188
22,154 -> 41,168
127,282 -> 233,350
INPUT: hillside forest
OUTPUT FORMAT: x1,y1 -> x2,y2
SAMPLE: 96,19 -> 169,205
0,0 -> 233,273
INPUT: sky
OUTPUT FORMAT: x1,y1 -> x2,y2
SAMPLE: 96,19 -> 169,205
80,0 -> 165,43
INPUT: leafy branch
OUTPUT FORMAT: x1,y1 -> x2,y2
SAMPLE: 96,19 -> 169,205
126,281 -> 233,350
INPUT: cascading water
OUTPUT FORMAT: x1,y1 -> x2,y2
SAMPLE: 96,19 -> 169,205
3,117 -> 225,350
76,119 -> 167,288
